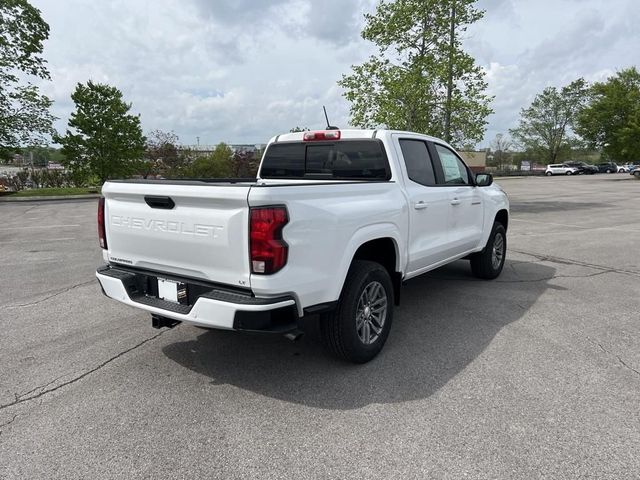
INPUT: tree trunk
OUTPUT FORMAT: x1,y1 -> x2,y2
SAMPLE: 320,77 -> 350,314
444,1 -> 456,143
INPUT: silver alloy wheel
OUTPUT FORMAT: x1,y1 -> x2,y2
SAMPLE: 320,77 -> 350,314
492,232 -> 505,270
355,281 -> 387,345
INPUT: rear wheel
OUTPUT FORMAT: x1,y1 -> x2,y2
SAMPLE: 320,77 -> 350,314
320,260 -> 394,363
470,222 -> 507,280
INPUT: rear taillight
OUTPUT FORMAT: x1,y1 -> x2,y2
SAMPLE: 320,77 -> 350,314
98,197 -> 107,249
250,206 -> 288,274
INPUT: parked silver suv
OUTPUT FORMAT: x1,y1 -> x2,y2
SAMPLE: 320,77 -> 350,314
545,164 -> 579,176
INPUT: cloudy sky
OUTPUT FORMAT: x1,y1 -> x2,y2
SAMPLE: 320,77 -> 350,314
31,0 -> 639,148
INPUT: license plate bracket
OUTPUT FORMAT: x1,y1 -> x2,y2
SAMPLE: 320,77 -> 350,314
157,278 -> 187,304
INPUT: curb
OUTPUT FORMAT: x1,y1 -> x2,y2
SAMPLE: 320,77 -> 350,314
0,194 -> 100,203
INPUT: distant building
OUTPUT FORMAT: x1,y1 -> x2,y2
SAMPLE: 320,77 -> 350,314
47,162 -> 65,170
12,154 -> 26,166
230,144 -> 266,153
459,151 -> 487,173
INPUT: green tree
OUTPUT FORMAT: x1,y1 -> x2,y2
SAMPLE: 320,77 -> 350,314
339,0 -> 492,146
576,67 -> 640,163
145,129 -> 182,176
55,81 -> 145,184
0,0 -> 56,157
510,79 -> 588,165
188,143 -> 233,178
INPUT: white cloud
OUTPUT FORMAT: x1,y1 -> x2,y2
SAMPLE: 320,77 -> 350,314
469,0 -> 640,145
29,0 -> 640,147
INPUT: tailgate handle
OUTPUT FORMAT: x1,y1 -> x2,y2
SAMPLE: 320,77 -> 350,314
144,196 -> 175,209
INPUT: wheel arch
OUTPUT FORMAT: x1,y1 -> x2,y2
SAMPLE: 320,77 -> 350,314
333,226 -> 404,307
495,209 -> 509,231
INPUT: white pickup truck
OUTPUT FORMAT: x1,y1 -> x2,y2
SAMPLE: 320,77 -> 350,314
96,129 -> 509,363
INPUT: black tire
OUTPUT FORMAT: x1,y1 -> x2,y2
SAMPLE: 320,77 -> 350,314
470,222 -> 507,280
566,171 -> 572,175
545,171 -> 552,176
320,260 -> 394,363
606,169 -> 612,173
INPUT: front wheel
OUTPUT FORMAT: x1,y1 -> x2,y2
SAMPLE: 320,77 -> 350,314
470,222 -> 507,280
320,260 -> 394,363
545,171 -> 553,176
566,171 -> 573,175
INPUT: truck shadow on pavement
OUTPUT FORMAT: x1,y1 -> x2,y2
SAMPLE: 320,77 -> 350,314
162,259 -> 557,410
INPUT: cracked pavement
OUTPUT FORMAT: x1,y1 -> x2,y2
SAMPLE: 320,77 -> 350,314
1,175 -> 639,479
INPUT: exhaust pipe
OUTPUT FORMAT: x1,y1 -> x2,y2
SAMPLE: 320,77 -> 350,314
284,330 -> 304,342
151,315 -> 181,329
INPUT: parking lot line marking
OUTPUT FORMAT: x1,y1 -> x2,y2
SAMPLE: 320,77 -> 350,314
2,224 -> 81,230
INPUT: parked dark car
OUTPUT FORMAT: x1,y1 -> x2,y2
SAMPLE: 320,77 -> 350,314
597,162 -> 618,173
564,161 -> 599,174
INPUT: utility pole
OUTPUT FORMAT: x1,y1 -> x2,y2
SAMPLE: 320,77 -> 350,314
444,0 -> 456,143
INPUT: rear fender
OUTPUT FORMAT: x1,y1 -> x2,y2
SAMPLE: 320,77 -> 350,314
330,224 -> 404,302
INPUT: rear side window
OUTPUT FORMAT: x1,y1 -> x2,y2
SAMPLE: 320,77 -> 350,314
260,140 -> 390,180
399,139 -> 436,186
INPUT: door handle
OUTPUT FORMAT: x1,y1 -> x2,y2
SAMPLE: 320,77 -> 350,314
145,196 -> 175,209
450,199 -> 461,206
414,201 -> 428,210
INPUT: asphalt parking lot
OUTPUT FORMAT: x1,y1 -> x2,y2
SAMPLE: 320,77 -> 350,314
1,174 -> 639,479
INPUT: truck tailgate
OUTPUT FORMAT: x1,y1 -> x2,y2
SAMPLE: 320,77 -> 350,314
102,181 -> 252,288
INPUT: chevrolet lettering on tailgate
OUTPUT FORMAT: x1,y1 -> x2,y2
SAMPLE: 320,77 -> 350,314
111,215 -> 223,238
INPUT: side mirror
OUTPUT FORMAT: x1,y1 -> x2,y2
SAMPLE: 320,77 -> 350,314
475,173 -> 493,187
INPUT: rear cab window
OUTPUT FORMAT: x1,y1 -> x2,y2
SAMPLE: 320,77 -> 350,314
260,140 -> 391,181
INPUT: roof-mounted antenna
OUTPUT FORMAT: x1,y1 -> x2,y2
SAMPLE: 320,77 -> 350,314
323,106 -> 339,130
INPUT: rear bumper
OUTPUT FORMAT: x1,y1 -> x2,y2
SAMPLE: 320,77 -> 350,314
96,265 -> 298,332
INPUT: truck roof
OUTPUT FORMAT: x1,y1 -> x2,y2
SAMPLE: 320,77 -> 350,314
268,129 -> 445,145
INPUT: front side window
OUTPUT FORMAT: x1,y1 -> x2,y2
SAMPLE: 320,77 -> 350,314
434,144 -> 470,185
